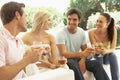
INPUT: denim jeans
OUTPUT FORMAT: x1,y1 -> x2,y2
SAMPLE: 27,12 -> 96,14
103,53 -> 119,80
86,59 -> 110,80
67,58 -> 84,80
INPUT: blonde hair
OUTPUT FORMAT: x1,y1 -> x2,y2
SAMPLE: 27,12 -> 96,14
31,11 -> 51,32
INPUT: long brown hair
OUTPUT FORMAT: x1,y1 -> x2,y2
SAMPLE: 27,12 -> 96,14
100,13 -> 115,43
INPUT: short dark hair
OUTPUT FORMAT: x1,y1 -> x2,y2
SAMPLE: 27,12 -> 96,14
0,1 -> 25,25
66,8 -> 82,21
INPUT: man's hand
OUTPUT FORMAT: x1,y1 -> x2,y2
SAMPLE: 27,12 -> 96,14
24,47 -> 43,63
82,48 -> 95,58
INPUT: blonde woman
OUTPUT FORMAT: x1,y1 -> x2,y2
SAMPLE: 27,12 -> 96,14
22,11 -> 66,73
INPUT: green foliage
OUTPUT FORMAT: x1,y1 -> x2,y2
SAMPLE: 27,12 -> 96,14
67,0 -> 120,30
117,29 -> 120,48
104,0 -> 120,11
26,6 -> 62,29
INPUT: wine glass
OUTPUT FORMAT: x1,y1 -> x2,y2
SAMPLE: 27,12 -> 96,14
96,42 -> 104,57
90,44 -> 96,60
58,56 -> 67,67
31,41 -> 43,60
94,42 -> 104,64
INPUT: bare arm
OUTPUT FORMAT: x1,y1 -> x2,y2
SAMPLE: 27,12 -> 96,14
88,29 -> 96,45
0,49 -> 40,80
57,44 -> 84,58
49,34 -> 59,64
22,32 -> 33,45
57,44 -> 94,59
0,57 -> 30,80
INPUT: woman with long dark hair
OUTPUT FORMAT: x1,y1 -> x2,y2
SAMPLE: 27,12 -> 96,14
89,13 -> 119,80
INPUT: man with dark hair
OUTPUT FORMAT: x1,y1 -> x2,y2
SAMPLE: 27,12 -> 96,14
0,2 -> 42,80
56,8 -> 110,80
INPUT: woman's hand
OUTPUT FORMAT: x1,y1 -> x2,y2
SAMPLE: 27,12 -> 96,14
48,57 -> 59,64
58,59 -> 67,67
49,63 -> 60,69
95,47 -> 106,55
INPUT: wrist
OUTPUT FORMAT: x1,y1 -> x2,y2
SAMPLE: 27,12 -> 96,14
23,57 -> 31,65
81,52 -> 87,58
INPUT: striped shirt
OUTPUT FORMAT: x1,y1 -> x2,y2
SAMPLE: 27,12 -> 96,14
0,27 -> 26,80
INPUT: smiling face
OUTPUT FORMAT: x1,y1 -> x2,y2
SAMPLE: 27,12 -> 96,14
67,13 -> 80,31
96,15 -> 109,29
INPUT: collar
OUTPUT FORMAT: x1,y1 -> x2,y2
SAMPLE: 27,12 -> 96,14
0,27 -> 18,40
